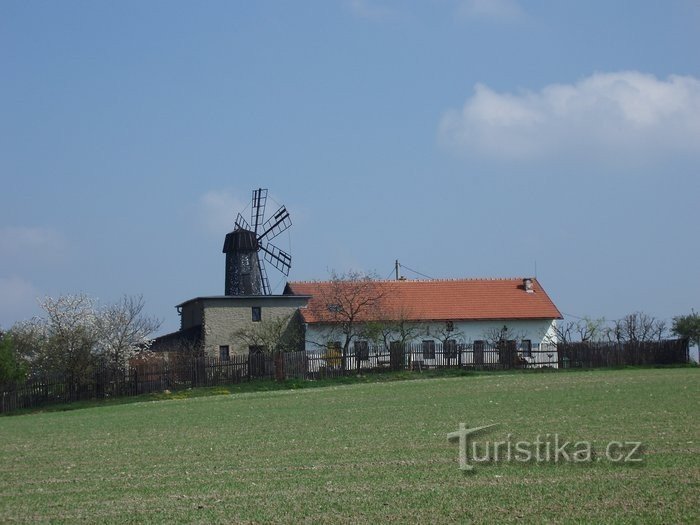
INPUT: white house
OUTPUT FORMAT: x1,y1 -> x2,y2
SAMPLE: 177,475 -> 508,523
284,277 -> 563,368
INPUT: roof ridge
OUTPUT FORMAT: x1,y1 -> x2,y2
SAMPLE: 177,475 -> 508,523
289,276 -> 533,284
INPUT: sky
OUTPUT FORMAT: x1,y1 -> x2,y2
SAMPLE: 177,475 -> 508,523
1,0 -> 699,336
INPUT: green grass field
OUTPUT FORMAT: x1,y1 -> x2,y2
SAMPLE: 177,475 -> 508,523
1,368 -> 698,524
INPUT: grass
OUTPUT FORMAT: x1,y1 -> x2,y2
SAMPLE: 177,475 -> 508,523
2,366 -> 561,416
0,368 -> 698,524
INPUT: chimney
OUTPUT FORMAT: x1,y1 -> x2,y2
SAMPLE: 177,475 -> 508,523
523,278 -> 534,293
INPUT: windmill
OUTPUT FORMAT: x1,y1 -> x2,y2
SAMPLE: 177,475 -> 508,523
222,188 -> 292,296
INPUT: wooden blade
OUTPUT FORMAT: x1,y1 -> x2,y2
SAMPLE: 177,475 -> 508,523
260,243 -> 291,276
257,205 -> 291,242
251,188 -> 267,234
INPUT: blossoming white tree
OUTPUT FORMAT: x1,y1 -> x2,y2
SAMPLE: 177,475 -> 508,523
36,294 -> 99,381
9,293 -> 160,379
95,295 -> 161,372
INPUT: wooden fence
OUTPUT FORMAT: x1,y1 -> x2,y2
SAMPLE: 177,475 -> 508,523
0,339 -> 689,413
557,339 -> 689,368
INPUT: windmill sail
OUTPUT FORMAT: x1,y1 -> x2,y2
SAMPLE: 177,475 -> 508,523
258,205 -> 291,243
257,252 -> 271,295
234,213 -> 250,231
251,188 -> 267,234
261,243 -> 291,276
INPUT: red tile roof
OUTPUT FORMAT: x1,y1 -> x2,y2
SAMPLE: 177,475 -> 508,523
285,278 -> 562,324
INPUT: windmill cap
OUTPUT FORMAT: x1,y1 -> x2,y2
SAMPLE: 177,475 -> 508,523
223,229 -> 259,252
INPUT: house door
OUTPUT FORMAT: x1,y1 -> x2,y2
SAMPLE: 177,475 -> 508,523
389,342 -> 404,371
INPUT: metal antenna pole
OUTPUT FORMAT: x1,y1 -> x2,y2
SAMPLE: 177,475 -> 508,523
395,260 -> 400,280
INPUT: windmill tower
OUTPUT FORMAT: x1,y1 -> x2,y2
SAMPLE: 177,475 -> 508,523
223,188 -> 292,295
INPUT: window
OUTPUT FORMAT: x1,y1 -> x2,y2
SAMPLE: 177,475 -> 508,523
219,345 -> 230,361
422,340 -> 436,360
252,306 -> 261,322
444,339 -> 458,359
521,339 -> 532,358
445,320 -> 454,332
354,341 -> 369,361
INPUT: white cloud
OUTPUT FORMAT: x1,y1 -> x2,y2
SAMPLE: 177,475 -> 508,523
0,226 -> 67,263
0,227 -> 65,325
439,71 -> 700,163
457,0 -> 526,21
0,276 -> 41,327
197,190 -> 248,235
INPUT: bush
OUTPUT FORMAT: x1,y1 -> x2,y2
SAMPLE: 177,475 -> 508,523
0,333 -> 27,383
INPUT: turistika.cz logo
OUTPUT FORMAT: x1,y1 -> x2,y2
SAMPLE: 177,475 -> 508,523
447,423 -> 643,471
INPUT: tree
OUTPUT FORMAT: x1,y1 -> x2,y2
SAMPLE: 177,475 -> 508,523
604,312 -> 667,343
34,294 -> 100,381
481,324 -> 526,367
232,312 -> 303,353
432,320 -> 465,347
95,295 -> 161,373
7,318 -> 46,368
8,293 -> 161,380
672,310 -> 700,349
0,332 -> 27,383
551,317 -> 606,344
363,305 -> 426,351
309,270 -> 386,359
481,325 -> 525,347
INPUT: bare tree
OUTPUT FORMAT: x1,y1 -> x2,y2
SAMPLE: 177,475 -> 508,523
232,312 -> 303,353
575,317 -> 606,342
481,324 -> 527,367
308,270 -> 386,358
550,320 -> 573,345
481,325 -> 526,347
431,321 -> 465,347
605,312 -> 667,343
551,317 -> 606,344
362,305 -> 426,351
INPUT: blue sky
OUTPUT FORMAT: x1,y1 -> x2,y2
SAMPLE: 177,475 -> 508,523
1,0 -> 699,335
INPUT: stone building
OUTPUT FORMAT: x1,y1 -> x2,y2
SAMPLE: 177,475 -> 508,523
151,294 -> 309,359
